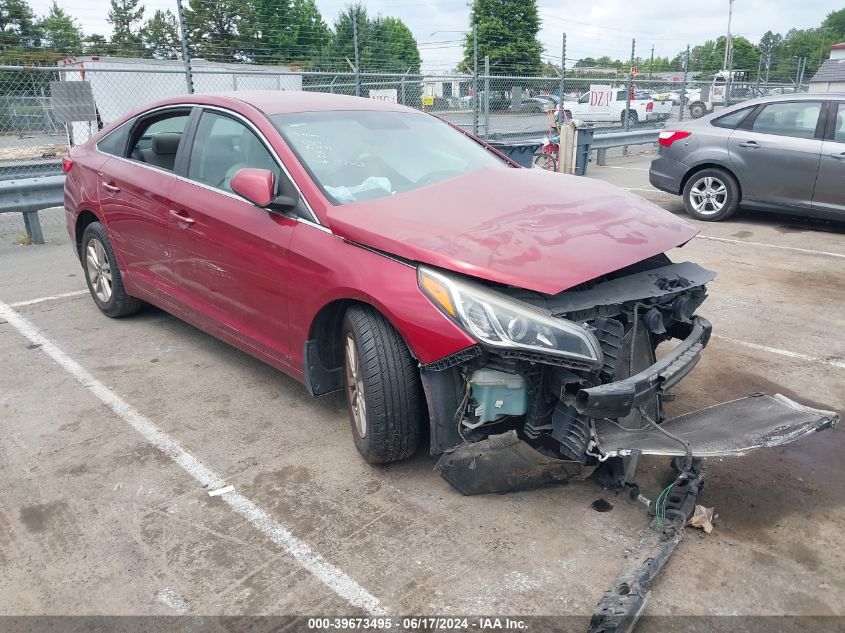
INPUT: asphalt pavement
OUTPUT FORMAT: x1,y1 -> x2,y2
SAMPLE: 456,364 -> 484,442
1,158 -> 843,623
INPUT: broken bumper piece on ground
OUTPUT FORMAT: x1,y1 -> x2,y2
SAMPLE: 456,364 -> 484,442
438,393 -> 837,495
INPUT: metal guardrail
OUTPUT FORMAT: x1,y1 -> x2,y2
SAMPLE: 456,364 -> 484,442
589,129 -> 661,167
0,174 -> 65,244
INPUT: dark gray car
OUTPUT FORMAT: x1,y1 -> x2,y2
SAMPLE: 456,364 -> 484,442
649,93 -> 845,221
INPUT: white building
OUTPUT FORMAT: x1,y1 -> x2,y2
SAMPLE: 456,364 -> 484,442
809,43 -> 845,93
58,56 -> 302,142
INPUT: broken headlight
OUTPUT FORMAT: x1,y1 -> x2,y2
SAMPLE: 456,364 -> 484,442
418,266 -> 603,367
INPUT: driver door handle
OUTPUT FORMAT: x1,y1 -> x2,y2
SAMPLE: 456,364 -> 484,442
169,209 -> 195,226
737,140 -> 759,148
102,181 -> 120,192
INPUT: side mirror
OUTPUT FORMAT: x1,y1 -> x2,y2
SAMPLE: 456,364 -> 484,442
231,168 -> 275,207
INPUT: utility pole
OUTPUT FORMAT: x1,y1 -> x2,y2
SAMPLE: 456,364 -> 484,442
472,23 -> 478,135
484,55 -> 490,138
723,0 -> 734,71
679,44 -> 690,122
624,38 -> 635,133
650,44 -> 654,79
175,0 -> 193,94
352,8 -> 361,97
765,49 -> 771,83
755,53 -> 762,94
559,33 -> 566,124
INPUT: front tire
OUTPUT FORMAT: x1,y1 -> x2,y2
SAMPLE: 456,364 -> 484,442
81,222 -> 142,317
682,168 -> 739,221
342,305 -> 423,464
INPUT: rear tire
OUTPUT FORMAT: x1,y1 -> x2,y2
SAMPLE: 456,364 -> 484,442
689,102 -> 706,119
81,222 -> 143,318
342,305 -> 423,464
682,168 -> 739,222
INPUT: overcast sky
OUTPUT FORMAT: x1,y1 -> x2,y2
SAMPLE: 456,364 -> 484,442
26,0 -> 841,70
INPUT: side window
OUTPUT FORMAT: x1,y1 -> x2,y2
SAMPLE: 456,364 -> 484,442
187,111 -> 281,194
578,93 -> 589,104
750,101 -> 822,139
616,90 -> 626,101
128,112 -> 190,171
711,106 -> 752,129
834,103 -> 845,143
96,119 -> 132,156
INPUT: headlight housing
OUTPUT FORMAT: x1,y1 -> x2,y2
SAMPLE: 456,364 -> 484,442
418,266 -> 603,367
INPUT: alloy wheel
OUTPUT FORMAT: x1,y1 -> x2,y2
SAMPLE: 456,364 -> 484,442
688,176 -> 727,216
345,334 -> 367,439
85,237 -> 113,303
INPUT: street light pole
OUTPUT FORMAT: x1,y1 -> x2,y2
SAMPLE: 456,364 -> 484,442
723,0 -> 734,71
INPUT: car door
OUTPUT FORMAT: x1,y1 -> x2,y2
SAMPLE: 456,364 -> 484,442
97,107 -> 192,294
728,100 -> 824,210
166,107 -> 298,366
812,101 -> 845,217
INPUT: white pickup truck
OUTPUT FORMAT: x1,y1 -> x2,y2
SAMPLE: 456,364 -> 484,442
562,85 -> 672,126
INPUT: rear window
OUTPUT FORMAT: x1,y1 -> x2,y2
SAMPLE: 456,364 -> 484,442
96,120 -> 132,156
711,107 -> 752,129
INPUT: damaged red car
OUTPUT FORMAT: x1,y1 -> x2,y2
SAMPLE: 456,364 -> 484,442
63,92 -> 837,499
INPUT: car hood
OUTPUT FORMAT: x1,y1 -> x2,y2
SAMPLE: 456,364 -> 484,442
325,167 -> 698,295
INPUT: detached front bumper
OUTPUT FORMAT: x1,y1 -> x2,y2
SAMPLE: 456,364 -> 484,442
575,317 -> 711,418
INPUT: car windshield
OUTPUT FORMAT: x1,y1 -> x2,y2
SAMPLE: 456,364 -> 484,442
271,110 -> 507,205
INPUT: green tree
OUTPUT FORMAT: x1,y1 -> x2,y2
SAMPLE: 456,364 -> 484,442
1,0 -> 40,54
184,0 -> 255,62
83,34 -> 114,56
141,9 -> 180,59
108,0 -> 144,56
463,0 -> 542,75
39,1 -> 82,55
822,7 -> 845,39
249,0 -> 329,64
316,4 -> 420,73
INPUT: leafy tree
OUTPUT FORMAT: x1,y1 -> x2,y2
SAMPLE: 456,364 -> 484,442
141,9 -> 180,60
316,4 -> 420,73
0,0 -> 40,53
249,0 -> 329,64
108,0 -> 144,56
184,0 -> 255,62
40,1 -> 82,55
83,34 -> 114,56
463,0 -> 542,75
822,7 -> 845,40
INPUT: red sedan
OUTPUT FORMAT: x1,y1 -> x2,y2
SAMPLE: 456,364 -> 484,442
63,91 -> 836,496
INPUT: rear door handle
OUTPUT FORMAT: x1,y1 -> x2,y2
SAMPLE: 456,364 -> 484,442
102,181 -> 120,192
169,209 -> 195,226
830,152 -> 845,160
737,141 -> 759,148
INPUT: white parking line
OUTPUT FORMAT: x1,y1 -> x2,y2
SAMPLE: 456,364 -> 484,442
9,290 -> 88,307
596,165 -> 651,171
695,235 -> 845,260
0,299 -> 387,616
713,335 -> 845,370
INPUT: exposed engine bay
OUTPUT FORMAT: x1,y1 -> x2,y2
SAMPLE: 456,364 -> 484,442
418,254 -> 837,496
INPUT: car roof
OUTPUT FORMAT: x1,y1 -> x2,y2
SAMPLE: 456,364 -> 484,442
185,90 -> 417,115
735,92 -> 845,105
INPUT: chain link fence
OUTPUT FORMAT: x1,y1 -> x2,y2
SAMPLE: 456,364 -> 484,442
0,63 -> 806,184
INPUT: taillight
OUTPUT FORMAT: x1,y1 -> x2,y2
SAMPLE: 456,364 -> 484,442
62,156 -> 74,173
646,101 -> 654,112
658,130 -> 691,147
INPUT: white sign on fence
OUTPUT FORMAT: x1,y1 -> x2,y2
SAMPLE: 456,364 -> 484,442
588,84 -> 613,107
368,88 -> 398,103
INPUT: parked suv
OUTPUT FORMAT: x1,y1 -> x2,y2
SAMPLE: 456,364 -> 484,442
649,93 -> 845,221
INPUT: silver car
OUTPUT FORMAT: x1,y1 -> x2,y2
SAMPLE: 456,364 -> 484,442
649,93 -> 845,221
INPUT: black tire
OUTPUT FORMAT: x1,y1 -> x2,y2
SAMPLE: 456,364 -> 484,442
682,168 -> 740,222
689,102 -> 706,119
621,110 -> 638,127
342,305 -> 423,464
81,221 -> 143,317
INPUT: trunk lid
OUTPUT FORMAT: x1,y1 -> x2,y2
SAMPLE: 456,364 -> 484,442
326,167 -> 698,295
